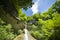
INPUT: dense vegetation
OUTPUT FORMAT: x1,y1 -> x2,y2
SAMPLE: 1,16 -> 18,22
27,0 -> 60,40
0,18 -> 16,40
0,0 -> 60,40
0,0 -> 33,40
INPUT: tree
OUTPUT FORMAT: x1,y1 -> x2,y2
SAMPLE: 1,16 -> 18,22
48,0 -> 60,13
0,18 -> 15,40
19,0 -> 34,10
48,12 -> 60,40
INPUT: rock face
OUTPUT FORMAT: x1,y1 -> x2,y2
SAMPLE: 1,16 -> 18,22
14,34 -> 24,40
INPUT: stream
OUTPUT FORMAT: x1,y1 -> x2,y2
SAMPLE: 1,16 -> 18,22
24,28 -> 28,40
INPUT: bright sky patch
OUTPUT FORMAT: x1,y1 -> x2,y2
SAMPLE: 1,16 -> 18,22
31,0 -> 39,14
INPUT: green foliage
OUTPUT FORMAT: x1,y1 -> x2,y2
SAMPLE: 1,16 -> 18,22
19,0 -> 34,10
18,9 -> 27,22
28,1 -> 60,40
31,25 -> 38,31
38,19 -> 45,25
0,18 -> 15,40
0,0 -> 34,19
48,0 -> 60,13
53,12 -> 60,27
0,0 -> 60,40
0,0 -> 34,10
48,12 -> 60,40
18,29 -> 23,34
30,31 -> 40,40
32,13 -> 41,20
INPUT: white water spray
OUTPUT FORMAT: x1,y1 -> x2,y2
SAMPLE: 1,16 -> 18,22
24,22 -> 28,40
24,28 -> 28,40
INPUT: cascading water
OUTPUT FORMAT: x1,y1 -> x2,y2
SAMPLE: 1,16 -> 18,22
24,22 -> 28,40
24,28 -> 28,40
23,22 -> 36,40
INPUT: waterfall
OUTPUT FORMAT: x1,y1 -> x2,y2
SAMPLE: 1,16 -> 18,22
24,28 -> 28,40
